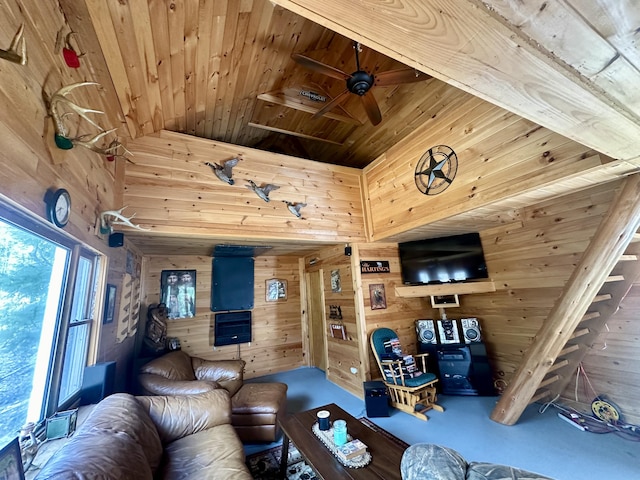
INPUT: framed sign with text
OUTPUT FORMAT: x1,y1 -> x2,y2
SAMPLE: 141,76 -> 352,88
360,260 -> 390,274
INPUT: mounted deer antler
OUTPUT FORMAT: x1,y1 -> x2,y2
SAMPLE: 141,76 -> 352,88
99,206 -> 150,234
47,82 -> 131,160
48,82 -> 104,144
0,24 -> 27,65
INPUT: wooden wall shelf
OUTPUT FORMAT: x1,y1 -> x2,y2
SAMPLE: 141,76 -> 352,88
395,281 -> 496,298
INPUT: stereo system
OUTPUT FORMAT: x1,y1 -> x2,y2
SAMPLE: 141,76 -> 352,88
416,317 -> 482,345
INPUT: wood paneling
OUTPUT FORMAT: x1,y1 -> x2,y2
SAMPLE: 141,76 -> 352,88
0,1 -> 135,390
271,0 -> 640,162
361,93 -> 634,243
123,130 -> 366,254
141,254 -> 304,379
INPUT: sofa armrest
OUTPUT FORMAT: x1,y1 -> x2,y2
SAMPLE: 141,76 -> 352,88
192,358 -> 246,396
138,373 -> 219,395
135,390 -> 232,444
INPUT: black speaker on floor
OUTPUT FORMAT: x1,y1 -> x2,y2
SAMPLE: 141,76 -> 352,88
364,381 -> 389,417
80,361 -> 116,405
437,345 -> 475,394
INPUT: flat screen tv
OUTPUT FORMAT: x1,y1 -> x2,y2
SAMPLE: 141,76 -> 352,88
399,232 -> 488,285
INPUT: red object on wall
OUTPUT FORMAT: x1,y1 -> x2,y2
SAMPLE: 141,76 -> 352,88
63,47 -> 80,68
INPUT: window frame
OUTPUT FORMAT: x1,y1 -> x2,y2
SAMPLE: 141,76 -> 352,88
0,196 -> 104,434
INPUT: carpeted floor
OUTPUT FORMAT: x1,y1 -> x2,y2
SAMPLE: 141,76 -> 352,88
245,418 -> 408,480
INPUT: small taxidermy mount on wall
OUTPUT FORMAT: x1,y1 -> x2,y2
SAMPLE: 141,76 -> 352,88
205,158 -> 240,185
246,180 -> 280,202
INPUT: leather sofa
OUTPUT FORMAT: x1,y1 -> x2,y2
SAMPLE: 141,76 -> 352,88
400,444 -> 555,480
35,390 -> 252,480
138,350 -> 287,443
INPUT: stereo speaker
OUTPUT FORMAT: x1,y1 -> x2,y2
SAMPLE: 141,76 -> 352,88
108,232 -> 124,247
461,317 -> 482,343
416,319 -> 437,344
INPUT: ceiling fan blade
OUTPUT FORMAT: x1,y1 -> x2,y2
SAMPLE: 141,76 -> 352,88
361,91 -> 382,126
312,89 -> 350,120
374,68 -> 431,87
291,53 -> 351,81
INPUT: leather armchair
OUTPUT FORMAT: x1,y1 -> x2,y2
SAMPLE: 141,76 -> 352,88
138,350 -> 287,443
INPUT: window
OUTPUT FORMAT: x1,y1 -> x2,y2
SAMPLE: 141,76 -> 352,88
0,202 -> 102,447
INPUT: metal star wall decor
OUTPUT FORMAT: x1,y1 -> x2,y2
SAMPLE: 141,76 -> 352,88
414,145 -> 458,195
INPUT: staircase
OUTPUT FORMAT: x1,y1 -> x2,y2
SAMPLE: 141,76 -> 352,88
530,235 -> 640,407
491,175 -> 640,425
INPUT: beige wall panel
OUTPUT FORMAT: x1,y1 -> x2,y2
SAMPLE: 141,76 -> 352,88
142,254 -> 304,379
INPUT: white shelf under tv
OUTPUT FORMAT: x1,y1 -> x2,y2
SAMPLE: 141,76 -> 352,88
394,281 -> 496,298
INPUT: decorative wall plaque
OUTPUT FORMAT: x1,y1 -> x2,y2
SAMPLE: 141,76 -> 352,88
415,145 -> 458,195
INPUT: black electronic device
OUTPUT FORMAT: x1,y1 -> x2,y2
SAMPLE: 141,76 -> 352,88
363,381 -> 389,417
398,232 -> 488,285
214,310 -> 252,346
436,318 -> 461,344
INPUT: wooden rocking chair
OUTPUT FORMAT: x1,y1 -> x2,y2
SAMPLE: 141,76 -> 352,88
370,327 -> 444,421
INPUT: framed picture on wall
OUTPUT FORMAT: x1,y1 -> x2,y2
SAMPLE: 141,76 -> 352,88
369,283 -> 387,310
266,278 -> 287,302
103,284 -> 117,324
161,270 -> 196,319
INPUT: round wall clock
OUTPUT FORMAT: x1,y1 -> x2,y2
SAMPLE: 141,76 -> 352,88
46,188 -> 71,228
414,145 -> 458,195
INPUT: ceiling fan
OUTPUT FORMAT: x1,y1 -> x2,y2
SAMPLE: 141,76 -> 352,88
291,42 -> 431,126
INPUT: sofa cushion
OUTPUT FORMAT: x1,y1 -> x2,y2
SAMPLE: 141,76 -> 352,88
160,424 -> 251,480
135,390 -> 232,444
193,358 -> 245,396
467,462 -> 555,480
35,393 -> 162,480
140,350 -> 197,381
401,443 -> 467,480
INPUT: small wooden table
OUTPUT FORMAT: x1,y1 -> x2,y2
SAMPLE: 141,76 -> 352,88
278,403 -> 406,479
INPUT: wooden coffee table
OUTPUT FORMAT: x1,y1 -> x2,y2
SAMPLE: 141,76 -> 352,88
278,403 -> 406,479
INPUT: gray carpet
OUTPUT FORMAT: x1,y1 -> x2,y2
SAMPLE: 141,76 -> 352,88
243,367 -> 639,480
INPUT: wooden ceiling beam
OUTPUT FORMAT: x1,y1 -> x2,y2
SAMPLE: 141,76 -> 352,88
257,91 -> 361,125
248,122 -> 344,145
271,0 -> 640,161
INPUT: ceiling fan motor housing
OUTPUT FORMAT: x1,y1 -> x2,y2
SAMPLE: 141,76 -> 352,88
347,71 -> 374,95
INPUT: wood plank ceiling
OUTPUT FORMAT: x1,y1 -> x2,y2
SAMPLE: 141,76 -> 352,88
59,0 -> 640,254
71,0 -> 640,170
74,0 -> 442,169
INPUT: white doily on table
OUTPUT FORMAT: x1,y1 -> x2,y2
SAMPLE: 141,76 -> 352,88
311,422 -> 372,468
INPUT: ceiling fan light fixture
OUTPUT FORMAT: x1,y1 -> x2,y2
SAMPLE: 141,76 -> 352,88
347,71 -> 374,96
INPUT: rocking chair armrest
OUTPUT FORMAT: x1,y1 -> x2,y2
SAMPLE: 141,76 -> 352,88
414,352 -> 430,372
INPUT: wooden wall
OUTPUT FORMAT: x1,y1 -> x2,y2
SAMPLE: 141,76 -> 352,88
0,1 -> 139,391
363,94 -> 607,243
141,254 -> 304,379
355,243 -> 430,382
303,245 -> 363,396
124,130 -> 366,247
